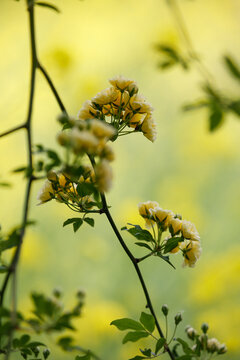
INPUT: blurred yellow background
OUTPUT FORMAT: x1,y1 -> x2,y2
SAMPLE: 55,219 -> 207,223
0,0 -> 240,359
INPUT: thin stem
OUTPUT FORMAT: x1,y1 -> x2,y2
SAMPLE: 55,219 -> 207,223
37,62 -> 68,115
136,251 -> 155,263
165,315 -> 168,341
1,3 -> 37,358
167,0 -> 215,86
0,124 -> 26,139
100,192 -> 175,360
167,324 -> 177,345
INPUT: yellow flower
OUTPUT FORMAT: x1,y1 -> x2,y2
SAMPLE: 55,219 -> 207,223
109,75 -> 136,91
169,217 -> 182,235
37,180 -> 54,205
128,113 -> 146,128
129,94 -> 153,114
138,201 -> 159,228
70,127 -> 99,154
150,207 -> 174,229
141,115 -> 157,142
77,100 -> 98,120
56,131 -> 70,146
181,220 -> 200,241
179,240 -> 202,267
95,160 -> 113,192
128,82 -> 139,96
90,119 -> 116,139
100,144 -> 115,162
113,90 -> 130,108
92,87 -> 118,105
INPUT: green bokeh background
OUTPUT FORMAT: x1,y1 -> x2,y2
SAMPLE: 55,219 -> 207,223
0,0 -> 240,359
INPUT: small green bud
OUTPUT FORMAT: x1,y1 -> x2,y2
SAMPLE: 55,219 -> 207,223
201,322 -> 209,334
161,304 -> 169,316
186,326 -> 197,340
76,289 -> 85,299
218,344 -> 227,354
174,312 -> 182,325
53,287 -> 62,298
175,214 -> 182,220
43,348 -> 51,359
32,347 -> 40,357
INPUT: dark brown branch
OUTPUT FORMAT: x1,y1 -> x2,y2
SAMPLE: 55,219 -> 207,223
0,124 -> 26,139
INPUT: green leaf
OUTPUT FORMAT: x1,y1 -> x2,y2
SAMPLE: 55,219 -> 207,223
35,2 -> 60,13
164,237 -> 182,254
129,357 -> 145,360
155,338 -> 166,354
228,100 -> 240,116
224,55 -> 240,81
209,105 -> 224,132
110,318 -> 144,331
140,348 -> 152,356
0,231 -> 20,252
176,338 -> 195,355
177,356 -> 193,360
0,265 -> 9,273
83,218 -> 94,227
27,341 -> 46,348
140,312 -> 155,333
19,334 -> 30,346
134,242 -> 152,251
76,183 -> 95,197
12,166 -> 27,173
0,182 -> 11,187
122,331 -> 149,344
75,353 -> 91,360
123,225 -> 154,242
157,254 -> 176,269
73,219 -> 83,232
63,218 -> 80,227
57,336 -> 73,350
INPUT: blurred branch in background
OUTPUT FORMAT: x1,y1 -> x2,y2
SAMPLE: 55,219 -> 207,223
155,0 -> 240,132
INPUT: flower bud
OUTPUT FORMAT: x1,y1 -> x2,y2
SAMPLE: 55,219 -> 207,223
32,347 -> 40,357
186,326 -> 197,340
53,287 -> 62,298
161,304 -> 169,316
201,322 -> 209,334
174,312 -> 182,325
76,289 -> 86,299
218,343 -> 227,354
128,82 -> 139,96
56,131 -> 69,146
43,348 -> 51,360
47,170 -> 58,182
207,338 -> 220,353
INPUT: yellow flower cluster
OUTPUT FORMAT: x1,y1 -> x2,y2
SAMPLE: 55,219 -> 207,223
138,201 -> 202,267
57,119 -> 115,193
77,75 -> 157,142
37,171 -> 92,209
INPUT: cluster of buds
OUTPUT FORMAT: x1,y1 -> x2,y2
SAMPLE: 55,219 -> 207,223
77,75 -> 157,142
138,201 -> 202,267
185,323 -> 227,356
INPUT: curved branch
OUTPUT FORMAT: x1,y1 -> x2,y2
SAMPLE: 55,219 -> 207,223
37,62 -> 68,114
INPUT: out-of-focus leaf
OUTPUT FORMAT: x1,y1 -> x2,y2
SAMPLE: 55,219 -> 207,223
35,2 -> 60,13
209,104 -> 224,132
224,55 -> 240,81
